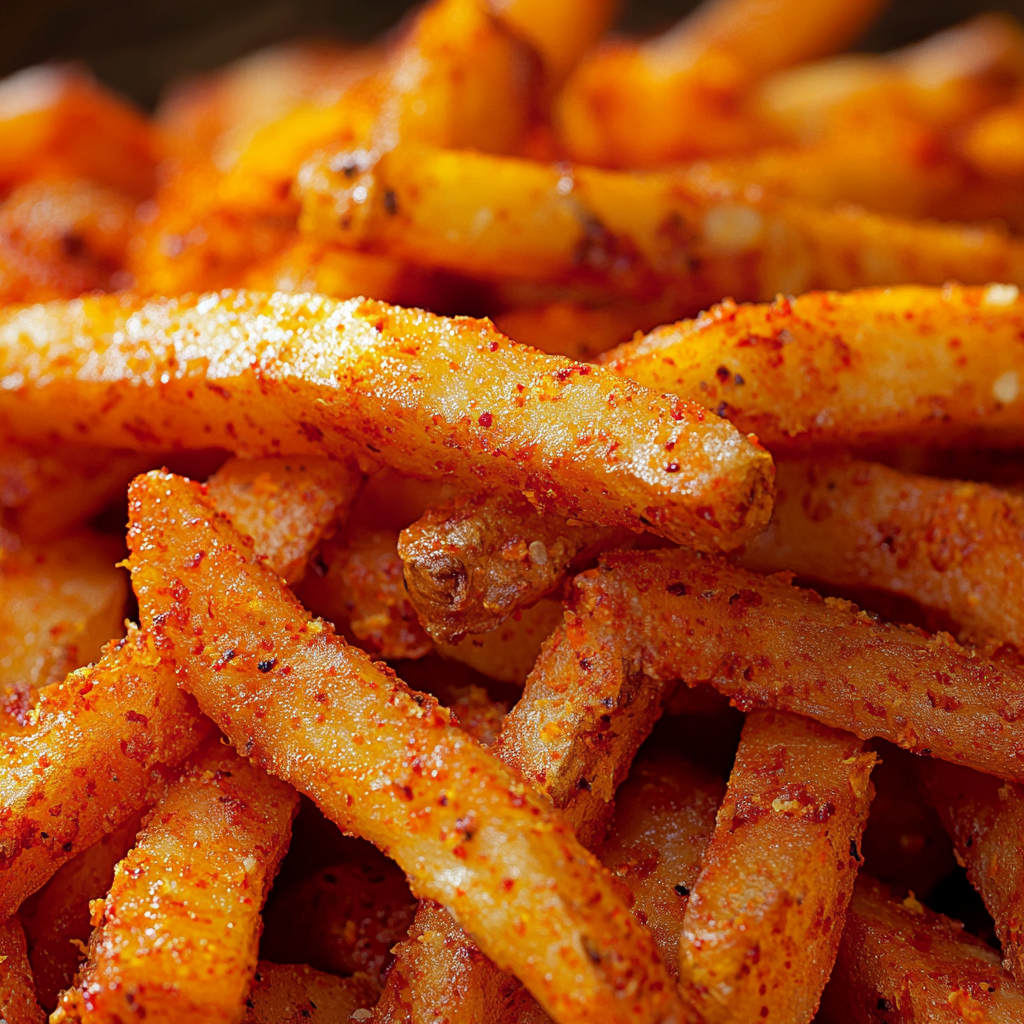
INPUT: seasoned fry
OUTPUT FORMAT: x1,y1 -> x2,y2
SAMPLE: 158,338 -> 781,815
398,489 -> 627,642
127,471 -> 682,1024
54,741 -> 298,1024
605,284 -> 1024,452
241,962 -> 377,1024
679,710 -> 874,1024
817,875 -> 1024,1023
918,759 -> 1024,979
738,459 -> 1024,648
0,914 -> 45,1024
0,291 -> 774,552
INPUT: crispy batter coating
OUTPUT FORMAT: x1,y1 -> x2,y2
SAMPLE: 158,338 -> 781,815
0,291 -> 774,552
817,875 -> 1024,1023
54,742 -> 298,1024
919,759 -> 1024,979
126,471 -> 681,1024
679,711 -> 875,1024
398,489 -> 628,642
605,284 -> 1024,452
0,914 -> 45,1024
241,962 -> 377,1024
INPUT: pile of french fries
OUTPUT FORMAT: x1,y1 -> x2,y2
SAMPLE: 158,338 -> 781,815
3,0 -> 1024,1021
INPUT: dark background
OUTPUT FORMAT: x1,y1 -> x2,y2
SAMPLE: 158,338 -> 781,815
3,0 -> 1024,110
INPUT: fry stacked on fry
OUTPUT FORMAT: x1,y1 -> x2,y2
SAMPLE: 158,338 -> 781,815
3,0 -> 1024,1021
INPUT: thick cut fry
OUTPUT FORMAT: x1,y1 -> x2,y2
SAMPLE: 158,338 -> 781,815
0,531 -> 127,694
241,962 -> 377,1024
127,472 -> 681,1024
0,291 -> 774,553
817,876 -> 1024,1023
206,455 -> 361,584
398,489 -> 628,642
679,710 -> 874,1024
299,145 -> 1024,301
54,742 -> 298,1024
919,759 -> 1024,979
739,459 -> 1024,648
605,284 -> 1024,452
21,814 -> 142,1011
519,547 -> 1024,781
0,915 -> 45,1024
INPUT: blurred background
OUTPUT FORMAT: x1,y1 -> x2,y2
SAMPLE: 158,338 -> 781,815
3,0 -> 1024,109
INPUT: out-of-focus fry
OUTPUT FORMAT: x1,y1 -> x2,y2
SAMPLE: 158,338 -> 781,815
296,527 -> 433,659
738,459 -> 1024,648
127,471 -> 682,1024
919,759 -> 1024,979
398,489 -> 628,642
241,962 -> 377,1024
964,93 -> 1024,179
817,875 -> 1024,1023
605,284 -> 1024,452
21,814 -> 143,1012
54,742 -> 298,1024
0,292 -> 774,553
0,914 -> 45,1024
0,530 -> 127,695
679,710 -> 874,1024
206,455 -> 361,584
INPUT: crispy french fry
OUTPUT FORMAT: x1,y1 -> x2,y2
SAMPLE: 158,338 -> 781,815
241,962 -> 377,1024
738,459 -> 1024,648
521,546 -> 1024,782
605,284 -> 1024,452
679,710 -> 874,1024
21,814 -> 143,1012
0,914 -> 45,1024
127,471 -> 682,1024
918,759 -> 1024,979
398,489 -> 628,642
53,741 -> 298,1024
0,292 -> 774,553
0,530 -> 127,696
817,875 -> 1024,1023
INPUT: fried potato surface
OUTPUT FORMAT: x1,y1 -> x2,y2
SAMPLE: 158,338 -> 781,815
817,875 -> 1024,1023
679,711 -> 874,1024
0,291 -> 774,552
739,459 -> 1024,648
605,284 -> 1024,452
54,742 -> 298,1024
241,962 -> 377,1024
919,759 -> 1024,979
964,92 -> 1024,179
0,914 -> 45,1024
127,471 -> 681,1024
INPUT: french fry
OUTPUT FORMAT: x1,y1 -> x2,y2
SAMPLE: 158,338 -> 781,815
53,741 -> 298,1024
817,875 -> 1024,1023
679,710 -> 874,1024
918,759 -> 1024,979
20,813 -> 143,1011
964,92 -> 1024,180
299,144 -> 1024,301
127,471 -> 682,1024
738,459 -> 1024,648
241,962 -> 377,1024
398,489 -> 628,642
0,291 -> 774,553
604,284 -> 1024,452
0,914 -> 45,1024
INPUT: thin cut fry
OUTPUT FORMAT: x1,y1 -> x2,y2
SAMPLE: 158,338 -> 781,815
679,710 -> 875,1024
604,284 -> 1024,452
0,291 -> 774,552
241,962 -> 377,1024
54,741 -> 298,1024
127,471 -> 682,1024
0,914 -> 45,1024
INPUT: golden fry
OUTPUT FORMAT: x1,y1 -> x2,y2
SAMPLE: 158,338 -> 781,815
0,914 -> 45,1024
679,711 -> 874,1024
0,291 -> 774,552
241,962 -> 377,1024
964,92 -> 1024,179
127,471 -> 681,1024
605,284 -> 1024,452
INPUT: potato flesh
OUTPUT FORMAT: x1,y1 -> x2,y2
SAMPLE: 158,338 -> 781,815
241,962 -> 377,1024
0,291 -> 774,552
126,471 -> 681,1024
679,710 -> 875,1024
0,914 -> 45,1024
